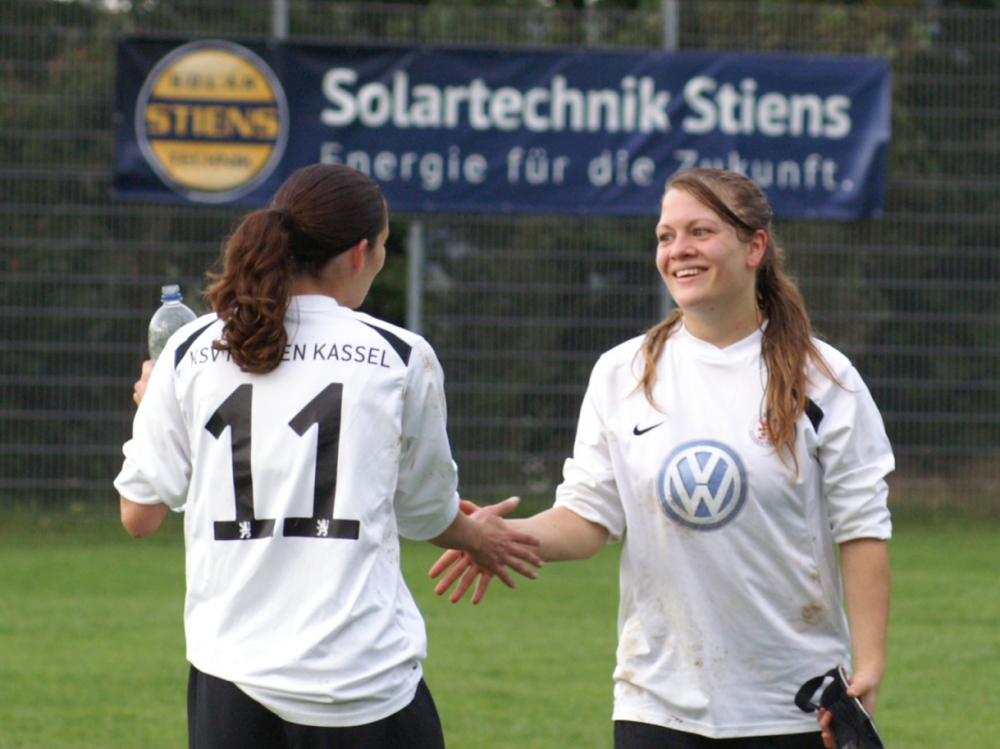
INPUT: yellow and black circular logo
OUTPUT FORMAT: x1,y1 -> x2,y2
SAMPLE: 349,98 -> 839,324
136,40 -> 289,203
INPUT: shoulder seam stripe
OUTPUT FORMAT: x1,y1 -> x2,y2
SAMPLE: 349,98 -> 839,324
362,322 -> 412,366
174,321 -> 215,369
805,398 -> 824,432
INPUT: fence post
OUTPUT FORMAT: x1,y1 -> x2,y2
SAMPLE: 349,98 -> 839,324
662,0 -> 679,50
272,0 -> 289,39
659,0 -> 679,321
406,221 -> 424,335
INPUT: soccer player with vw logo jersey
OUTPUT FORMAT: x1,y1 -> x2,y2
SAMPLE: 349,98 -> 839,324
115,164 -> 541,749
433,168 -> 893,749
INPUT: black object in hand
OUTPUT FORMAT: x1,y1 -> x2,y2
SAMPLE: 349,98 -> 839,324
795,666 -> 884,749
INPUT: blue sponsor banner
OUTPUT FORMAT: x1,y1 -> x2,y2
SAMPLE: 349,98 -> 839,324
114,37 -> 890,218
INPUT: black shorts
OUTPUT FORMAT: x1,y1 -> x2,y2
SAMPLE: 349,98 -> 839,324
187,665 -> 445,749
614,720 -> 824,749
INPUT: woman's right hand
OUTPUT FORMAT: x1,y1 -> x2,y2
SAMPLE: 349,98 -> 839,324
432,504 -> 610,604
430,498 -> 542,604
133,359 -> 155,406
430,501 -> 494,604
430,548 -> 485,602
459,496 -> 544,586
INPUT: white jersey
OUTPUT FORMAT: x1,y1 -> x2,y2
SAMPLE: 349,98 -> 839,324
115,295 -> 459,727
554,324 -> 893,738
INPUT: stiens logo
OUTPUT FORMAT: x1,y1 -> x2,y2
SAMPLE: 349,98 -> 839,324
136,40 -> 289,203
657,440 -> 748,531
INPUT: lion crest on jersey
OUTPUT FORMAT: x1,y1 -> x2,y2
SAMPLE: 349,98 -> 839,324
657,440 -> 748,530
749,416 -> 771,447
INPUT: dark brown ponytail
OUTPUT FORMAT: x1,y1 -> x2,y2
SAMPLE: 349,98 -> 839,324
205,164 -> 387,374
638,168 -> 839,472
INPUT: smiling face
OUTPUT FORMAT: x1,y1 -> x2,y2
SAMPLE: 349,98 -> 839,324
656,186 -> 767,345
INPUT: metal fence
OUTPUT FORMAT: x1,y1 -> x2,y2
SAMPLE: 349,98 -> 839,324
2,0 -> 998,516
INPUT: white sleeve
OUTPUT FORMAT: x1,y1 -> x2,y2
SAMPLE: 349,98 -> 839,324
553,359 -> 625,542
113,349 -> 191,509
392,339 -> 460,541
817,366 -> 894,544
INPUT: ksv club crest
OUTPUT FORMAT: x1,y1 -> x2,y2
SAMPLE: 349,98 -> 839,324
657,440 -> 748,530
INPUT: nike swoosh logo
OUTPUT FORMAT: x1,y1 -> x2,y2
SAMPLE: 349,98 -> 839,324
633,422 -> 664,436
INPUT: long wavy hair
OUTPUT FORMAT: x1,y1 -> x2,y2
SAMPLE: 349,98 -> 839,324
638,168 -> 838,471
205,164 -> 387,374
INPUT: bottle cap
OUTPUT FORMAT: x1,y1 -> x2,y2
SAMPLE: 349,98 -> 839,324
160,284 -> 183,302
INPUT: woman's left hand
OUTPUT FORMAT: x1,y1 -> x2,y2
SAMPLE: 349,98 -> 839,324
844,666 -> 881,715
816,667 -> 881,749
818,707 -> 835,748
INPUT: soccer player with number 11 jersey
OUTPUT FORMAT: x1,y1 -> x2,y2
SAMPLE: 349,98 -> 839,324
115,164 -> 541,749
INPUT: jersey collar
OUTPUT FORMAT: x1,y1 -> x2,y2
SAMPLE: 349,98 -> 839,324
676,320 -> 764,364
286,294 -> 347,323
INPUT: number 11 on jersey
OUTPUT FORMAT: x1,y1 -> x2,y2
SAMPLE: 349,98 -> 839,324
205,382 -> 360,542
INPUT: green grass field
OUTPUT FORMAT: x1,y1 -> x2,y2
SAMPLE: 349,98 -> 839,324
0,514 -> 997,748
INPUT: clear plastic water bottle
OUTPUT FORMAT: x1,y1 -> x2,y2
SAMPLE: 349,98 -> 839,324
148,284 -> 197,359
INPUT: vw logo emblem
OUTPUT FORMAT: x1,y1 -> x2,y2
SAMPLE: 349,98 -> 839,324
657,440 -> 748,531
